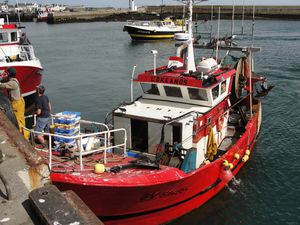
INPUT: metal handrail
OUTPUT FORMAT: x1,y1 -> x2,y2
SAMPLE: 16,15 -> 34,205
18,45 -> 36,61
24,115 -> 127,171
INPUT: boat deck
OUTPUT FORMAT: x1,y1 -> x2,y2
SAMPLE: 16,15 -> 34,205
38,149 -> 185,186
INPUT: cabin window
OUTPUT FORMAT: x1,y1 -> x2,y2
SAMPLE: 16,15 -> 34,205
221,80 -> 227,94
141,83 -> 160,95
0,33 -> 8,43
164,86 -> 183,98
188,88 -> 208,101
10,32 -> 17,42
212,85 -> 219,100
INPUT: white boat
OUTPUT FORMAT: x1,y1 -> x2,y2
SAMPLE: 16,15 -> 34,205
123,18 -> 186,40
0,18 -> 43,108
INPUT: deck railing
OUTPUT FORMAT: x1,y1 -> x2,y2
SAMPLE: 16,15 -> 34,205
18,45 -> 36,61
24,115 -> 127,171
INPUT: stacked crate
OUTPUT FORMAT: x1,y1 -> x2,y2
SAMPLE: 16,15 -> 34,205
53,111 -> 81,155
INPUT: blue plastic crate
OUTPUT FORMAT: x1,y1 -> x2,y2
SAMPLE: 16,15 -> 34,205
54,111 -> 81,125
54,136 -> 75,143
127,151 -> 140,158
54,127 -> 79,135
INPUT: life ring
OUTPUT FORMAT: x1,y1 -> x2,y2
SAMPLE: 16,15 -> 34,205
216,114 -> 224,132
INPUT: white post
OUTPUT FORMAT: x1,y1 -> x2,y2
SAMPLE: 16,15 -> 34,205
130,65 -> 137,102
104,132 -> 107,164
49,136 -> 52,170
186,0 -> 196,72
151,50 -> 158,75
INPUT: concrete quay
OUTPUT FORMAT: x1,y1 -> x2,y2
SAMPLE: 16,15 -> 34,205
0,110 -> 103,225
46,5 -> 300,24
0,111 -> 47,225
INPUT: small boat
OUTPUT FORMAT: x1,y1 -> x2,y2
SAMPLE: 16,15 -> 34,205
123,17 -> 185,40
33,11 -> 49,23
29,0 -> 272,224
0,18 -> 43,108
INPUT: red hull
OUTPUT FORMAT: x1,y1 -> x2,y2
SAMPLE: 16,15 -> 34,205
0,65 -> 42,96
51,114 -> 258,225
36,17 -> 48,22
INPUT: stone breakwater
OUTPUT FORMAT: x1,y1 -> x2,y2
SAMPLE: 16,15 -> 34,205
1,5 -> 300,24
47,5 -> 300,24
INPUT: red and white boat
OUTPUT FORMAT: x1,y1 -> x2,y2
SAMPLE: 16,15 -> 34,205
0,18 -> 43,108
33,11 -> 49,22
30,1 -> 271,224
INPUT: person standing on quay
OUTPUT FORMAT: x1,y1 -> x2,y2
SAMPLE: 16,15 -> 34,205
0,67 -> 28,139
34,84 -> 51,147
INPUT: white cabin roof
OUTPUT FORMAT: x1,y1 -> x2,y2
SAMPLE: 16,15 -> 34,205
114,98 -> 211,121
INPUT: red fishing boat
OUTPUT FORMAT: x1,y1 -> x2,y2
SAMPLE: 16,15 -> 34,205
0,18 -> 43,108
29,1 -> 272,224
33,11 -> 49,23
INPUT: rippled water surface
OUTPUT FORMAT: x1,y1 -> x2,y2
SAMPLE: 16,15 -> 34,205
24,20 -> 299,225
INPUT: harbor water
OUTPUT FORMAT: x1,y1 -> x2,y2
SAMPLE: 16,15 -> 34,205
24,20 -> 299,224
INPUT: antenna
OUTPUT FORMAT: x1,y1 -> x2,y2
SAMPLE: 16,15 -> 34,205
215,7 -> 220,61
241,0 -> 245,35
251,0 -> 255,47
231,0 -> 235,37
210,5 -> 213,40
16,0 -> 21,24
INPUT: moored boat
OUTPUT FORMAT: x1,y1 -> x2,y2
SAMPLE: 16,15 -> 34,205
123,17 -> 185,40
33,11 -> 49,22
28,0 -> 272,224
0,18 -> 43,108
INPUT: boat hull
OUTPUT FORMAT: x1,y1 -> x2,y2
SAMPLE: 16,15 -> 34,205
51,111 -> 259,225
36,16 -> 48,22
124,25 -> 183,40
0,64 -> 42,108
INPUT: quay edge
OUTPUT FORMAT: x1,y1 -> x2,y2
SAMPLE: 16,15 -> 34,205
1,5 -> 300,24
47,5 -> 300,24
0,110 -> 103,224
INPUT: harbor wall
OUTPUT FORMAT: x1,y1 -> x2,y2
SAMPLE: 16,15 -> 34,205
48,5 -> 300,24
1,5 -> 300,23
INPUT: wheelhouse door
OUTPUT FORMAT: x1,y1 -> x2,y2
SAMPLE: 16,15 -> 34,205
131,119 -> 148,152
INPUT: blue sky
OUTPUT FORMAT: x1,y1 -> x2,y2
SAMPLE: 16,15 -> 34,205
17,0 -> 300,8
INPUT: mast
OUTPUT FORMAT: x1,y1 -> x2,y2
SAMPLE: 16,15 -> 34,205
249,0 -> 256,118
215,7 -> 220,61
16,0 -> 21,23
210,5 -> 213,39
241,0 -> 245,35
231,0 -> 235,37
186,0 -> 196,72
